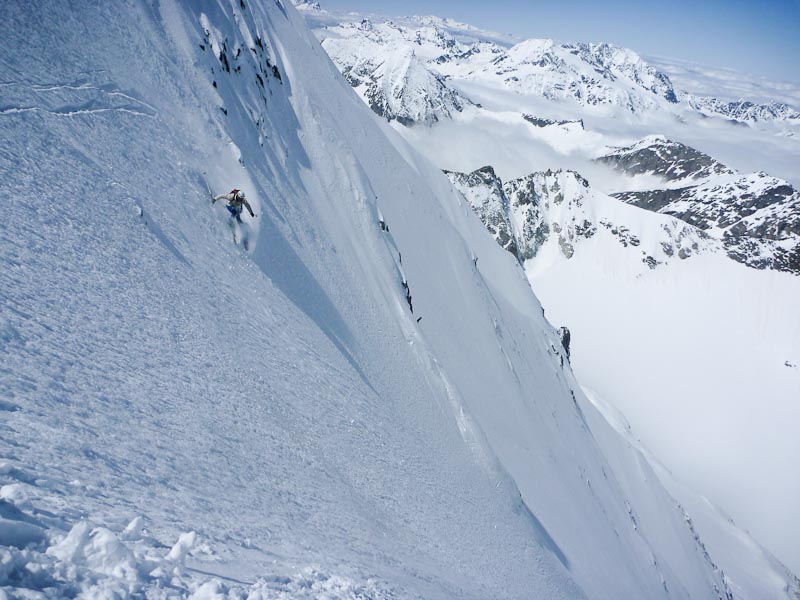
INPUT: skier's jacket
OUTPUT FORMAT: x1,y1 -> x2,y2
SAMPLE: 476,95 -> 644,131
213,189 -> 255,217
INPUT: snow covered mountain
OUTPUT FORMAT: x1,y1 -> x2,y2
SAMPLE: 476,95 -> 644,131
317,17 -> 680,116
306,8 -> 800,131
596,135 -> 734,181
323,27 -> 470,125
446,166 -> 715,269
4,1 -> 787,599
438,38 -> 679,111
599,136 -> 800,273
294,0 -> 323,12
297,3 -> 800,581
687,96 -> 800,126
447,149 -> 800,275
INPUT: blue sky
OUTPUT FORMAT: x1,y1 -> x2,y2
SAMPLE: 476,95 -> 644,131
319,0 -> 800,83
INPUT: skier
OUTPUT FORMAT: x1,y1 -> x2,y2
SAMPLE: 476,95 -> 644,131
212,188 -> 256,223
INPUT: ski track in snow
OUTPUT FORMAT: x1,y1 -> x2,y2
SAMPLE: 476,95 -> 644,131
0,80 -> 157,118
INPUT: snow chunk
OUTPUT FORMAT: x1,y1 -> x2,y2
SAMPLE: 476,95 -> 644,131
189,579 -> 227,599
46,521 -> 138,581
121,516 -> 145,541
165,530 -> 198,564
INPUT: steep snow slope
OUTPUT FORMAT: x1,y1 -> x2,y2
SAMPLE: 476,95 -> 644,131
0,1 -> 738,599
298,7 -> 800,575
580,388 -> 800,600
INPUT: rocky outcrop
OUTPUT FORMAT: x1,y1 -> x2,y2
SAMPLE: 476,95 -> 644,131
523,114 -> 584,129
559,326 -> 571,360
504,169 -> 596,261
445,166 -> 710,270
445,166 -> 519,258
596,135 -> 732,181
599,137 -> 800,274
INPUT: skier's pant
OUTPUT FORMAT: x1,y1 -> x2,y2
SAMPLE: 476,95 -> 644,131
227,205 -> 243,223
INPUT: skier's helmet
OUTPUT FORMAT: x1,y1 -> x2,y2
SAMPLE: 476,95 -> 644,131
237,190 -> 246,201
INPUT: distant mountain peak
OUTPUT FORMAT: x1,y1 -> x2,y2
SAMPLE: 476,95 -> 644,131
597,136 -> 733,181
322,28 -> 471,125
688,96 -> 800,125
599,137 -> 800,273
292,0 -> 323,12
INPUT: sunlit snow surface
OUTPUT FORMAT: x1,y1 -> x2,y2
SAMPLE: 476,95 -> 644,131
0,1 -> 770,599
299,2 -> 800,586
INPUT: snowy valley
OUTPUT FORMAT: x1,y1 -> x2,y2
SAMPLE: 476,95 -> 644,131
1,1 -> 799,599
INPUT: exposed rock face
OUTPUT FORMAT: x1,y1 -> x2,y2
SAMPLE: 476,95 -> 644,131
523,114 -> 584,129
598,137 -> 800,274
447,167 -> 599,263
504,169 -> 596,261
445,166 -> 710,270
596,135 -> 732,181
559,326 -> 571,360
445,166 -> 519,258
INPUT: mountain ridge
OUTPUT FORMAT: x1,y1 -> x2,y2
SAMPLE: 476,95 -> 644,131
304,6 -> 800,127
446,165 -> 716,271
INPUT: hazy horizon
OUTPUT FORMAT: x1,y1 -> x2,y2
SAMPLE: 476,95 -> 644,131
316,0 -> 800,85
